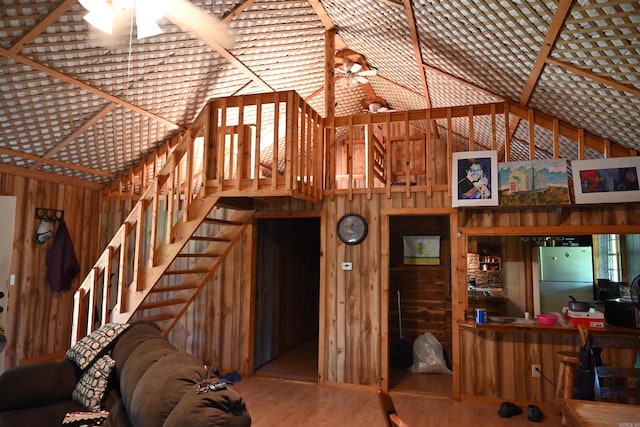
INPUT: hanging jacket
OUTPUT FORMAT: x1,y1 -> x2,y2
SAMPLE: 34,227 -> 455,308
46,220 -> 80,292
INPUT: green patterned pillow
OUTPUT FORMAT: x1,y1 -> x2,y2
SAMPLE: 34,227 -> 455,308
72,354 -> 116,412
66,322 -> 130,369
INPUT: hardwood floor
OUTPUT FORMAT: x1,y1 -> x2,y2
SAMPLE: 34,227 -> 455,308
232,376 -> 563,426
246,339 -> 561,425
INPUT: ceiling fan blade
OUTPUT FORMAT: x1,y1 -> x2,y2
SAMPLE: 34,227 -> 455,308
349,62 -> 362,73
358,69 -> 377,77
164,0 -> 235,48
355,76 -> 369,84
335,68 -> 347,74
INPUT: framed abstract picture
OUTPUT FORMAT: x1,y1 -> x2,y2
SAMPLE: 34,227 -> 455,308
571,157 -> 640,204
403,235 -> 440,265
452,150 -> 499,207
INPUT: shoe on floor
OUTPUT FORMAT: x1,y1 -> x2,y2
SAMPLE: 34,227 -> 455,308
527,404 -> 543,422
498,402 -> 522,418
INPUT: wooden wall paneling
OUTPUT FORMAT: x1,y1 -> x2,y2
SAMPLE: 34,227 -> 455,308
1,172 -> 101,368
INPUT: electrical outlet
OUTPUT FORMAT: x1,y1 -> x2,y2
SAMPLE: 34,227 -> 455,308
531,364 -> 541,378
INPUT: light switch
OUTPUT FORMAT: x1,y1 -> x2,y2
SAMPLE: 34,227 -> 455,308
9,274 -> 16,286
341,262 -> 352,271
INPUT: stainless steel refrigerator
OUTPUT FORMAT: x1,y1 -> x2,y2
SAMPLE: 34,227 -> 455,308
533,246 -> 595,315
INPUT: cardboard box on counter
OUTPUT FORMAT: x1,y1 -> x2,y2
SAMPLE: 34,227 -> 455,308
563,307 -> 605,329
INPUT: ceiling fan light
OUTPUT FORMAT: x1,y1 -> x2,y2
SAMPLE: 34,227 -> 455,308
83,9 -> 114,35
136,15 -> 163,39
78,0 -> 104,12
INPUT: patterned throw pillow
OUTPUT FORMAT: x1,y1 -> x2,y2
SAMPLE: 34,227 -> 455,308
72,354 -> 116,412
66,322 -> 130,369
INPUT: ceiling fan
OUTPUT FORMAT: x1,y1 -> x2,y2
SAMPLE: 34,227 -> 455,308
336,61 -> 377,86
78,0 -> 233,47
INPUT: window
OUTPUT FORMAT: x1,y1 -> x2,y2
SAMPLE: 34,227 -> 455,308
595,234 -> 621,282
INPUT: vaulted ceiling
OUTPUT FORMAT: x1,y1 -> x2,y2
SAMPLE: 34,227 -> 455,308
1,0 -> 638,188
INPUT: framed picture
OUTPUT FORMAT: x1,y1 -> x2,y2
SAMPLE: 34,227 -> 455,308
452,150 -> 499,207
571,157 -> 640,204
498,159 -> 571,206
403,235 -> 440,265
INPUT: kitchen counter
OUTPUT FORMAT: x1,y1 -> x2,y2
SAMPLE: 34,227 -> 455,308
458,319 -> 639,336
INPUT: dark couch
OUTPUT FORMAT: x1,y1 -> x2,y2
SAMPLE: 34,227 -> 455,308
0,321 -> 251,426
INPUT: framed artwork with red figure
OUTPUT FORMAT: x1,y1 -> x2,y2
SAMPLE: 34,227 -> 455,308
571,157 -> 640,204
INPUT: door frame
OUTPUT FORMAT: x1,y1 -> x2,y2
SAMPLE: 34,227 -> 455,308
249,210 -> 326,383
380,207 -> 459,398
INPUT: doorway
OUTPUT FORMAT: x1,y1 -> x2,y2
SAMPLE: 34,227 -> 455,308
0,196 -> 16,374
253,216 -> 321,382
386,213 -> 453,396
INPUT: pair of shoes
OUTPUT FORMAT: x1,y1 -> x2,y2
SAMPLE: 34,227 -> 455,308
527,405 -> 543,422
498,402 -> 522,418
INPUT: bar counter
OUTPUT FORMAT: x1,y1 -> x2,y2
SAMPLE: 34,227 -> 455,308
458,319 -> 640,336
458,318 -> 639,404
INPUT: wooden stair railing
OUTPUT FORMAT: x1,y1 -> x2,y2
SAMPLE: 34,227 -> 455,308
70,128 -> 255,343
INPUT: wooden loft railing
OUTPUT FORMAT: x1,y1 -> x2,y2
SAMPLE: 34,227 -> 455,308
75,91 -> 636,342
326,103 -> 636,199
72,91 -> 323,343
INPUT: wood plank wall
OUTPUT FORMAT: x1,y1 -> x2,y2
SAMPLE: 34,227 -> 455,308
0,172 -> 101,368
4,176 -> 640,404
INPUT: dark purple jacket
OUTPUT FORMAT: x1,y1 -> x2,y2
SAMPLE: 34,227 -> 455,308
46,220 -> 80,292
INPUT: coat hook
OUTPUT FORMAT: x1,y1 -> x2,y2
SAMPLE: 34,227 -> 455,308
35,208 -> 64,222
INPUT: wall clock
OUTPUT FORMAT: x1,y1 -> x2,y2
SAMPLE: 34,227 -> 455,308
337,213 -> 368,245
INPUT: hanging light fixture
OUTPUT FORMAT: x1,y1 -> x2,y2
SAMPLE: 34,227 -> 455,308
79,0 -> 168,39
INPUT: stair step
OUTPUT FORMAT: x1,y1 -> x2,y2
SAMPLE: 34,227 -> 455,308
139,298 -> 188,310
176,253 -> 221,258
150,284 -> 198,293
164,269 -> 209,275
189,236 -> 231,242
202,217 -> 245,226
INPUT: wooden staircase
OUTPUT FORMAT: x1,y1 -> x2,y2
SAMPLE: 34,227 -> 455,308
71,91 -> 324,343
71,135 -> 255,342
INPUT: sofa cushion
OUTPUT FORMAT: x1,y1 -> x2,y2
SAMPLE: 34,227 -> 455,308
111,321 -> 171,376
117,344 -> 176,407
0,400 -> 85,427
127,352 -> 208,427
162,387 -> 251,427
72,354 -> 116,411
0,358 -> 81,411
66,323 -> 130,369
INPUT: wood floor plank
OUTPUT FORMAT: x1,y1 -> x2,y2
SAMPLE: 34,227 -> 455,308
231,377 -> 563,426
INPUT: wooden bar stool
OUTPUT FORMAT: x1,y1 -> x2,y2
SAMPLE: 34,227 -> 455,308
555,350 -> 580,425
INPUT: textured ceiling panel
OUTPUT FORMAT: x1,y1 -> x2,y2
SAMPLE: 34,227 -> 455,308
425,68 -> 504,108
414,0 -> 555,103
0,0 -> 637,184
228,0 -> 326,97
553,0 -> 640,88
529,63 -> 640,151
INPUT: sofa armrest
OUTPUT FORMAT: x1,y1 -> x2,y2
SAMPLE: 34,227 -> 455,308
0,358 -> 81,411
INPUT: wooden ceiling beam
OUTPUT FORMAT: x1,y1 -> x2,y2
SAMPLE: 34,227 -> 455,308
403,0 -> 431,108
0,147 -> 114,179
8,0 -> 76,55
30,104 -> 119,172
0,47 -> 180,130
545,57 -> 640,98
519,0 -> 574,105
0,163 -> 105,190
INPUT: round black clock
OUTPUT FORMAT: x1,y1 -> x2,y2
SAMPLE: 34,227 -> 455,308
337,213 -> 368,245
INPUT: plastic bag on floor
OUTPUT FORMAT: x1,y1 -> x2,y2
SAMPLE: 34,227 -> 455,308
408,332 -> 452,375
